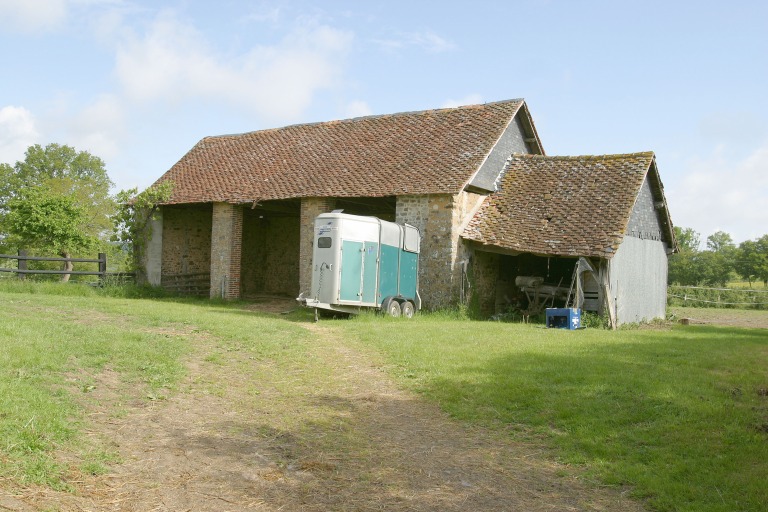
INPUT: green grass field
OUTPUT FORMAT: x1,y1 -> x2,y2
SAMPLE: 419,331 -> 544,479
0,281 -> 312,488
339,313 -> 768,512
1,281 -> 766,511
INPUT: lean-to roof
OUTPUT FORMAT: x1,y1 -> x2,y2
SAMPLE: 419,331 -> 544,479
462,152 -> 675,258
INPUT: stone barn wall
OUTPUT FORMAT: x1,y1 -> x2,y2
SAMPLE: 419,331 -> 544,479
161,204 -> 212,276
469,249 -> 501,317
397,192 -> 485,310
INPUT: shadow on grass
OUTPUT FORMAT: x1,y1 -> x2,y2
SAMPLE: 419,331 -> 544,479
405,328 -> 768,512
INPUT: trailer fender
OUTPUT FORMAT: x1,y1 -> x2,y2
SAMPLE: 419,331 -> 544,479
380,297 -> 401,318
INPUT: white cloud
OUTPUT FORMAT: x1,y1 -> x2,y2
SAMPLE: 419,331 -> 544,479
245,6 -> 281,24
343,100 -> 373,118
0,0 -> 68,32
68,94 -> 125,160
441,94 -> 484,109
668,141 -> 768,243
374,30 -> 456,53
0,106 -> 39,164
114,13 -> 354,122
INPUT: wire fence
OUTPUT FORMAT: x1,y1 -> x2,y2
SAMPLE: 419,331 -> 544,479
668,285 -> 768,309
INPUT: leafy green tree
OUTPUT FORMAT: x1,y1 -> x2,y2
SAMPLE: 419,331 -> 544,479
0,143 -> 116,280
5,188 -> 97,260
675,227 -> 702,252
696,251 -> 733,287
703,230 -> 736,286
668,228 -> 736,286
668,227 -> 703,285
706,231 -> 735,252
736,236 -> 768,287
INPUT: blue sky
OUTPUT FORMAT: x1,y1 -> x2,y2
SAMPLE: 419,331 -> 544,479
1,0 -> 766,245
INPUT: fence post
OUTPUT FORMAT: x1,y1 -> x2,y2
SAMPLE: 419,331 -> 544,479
98,252 -> 107,285
17,250 -> 27,281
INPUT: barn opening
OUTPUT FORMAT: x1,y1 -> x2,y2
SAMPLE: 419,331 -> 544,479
333,196 -> 397,221
241,199 -> 301,298
240,196 -> 397,299
493,253 -> 600,316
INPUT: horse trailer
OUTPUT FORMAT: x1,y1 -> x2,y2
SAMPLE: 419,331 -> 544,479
297,212 -> 421,318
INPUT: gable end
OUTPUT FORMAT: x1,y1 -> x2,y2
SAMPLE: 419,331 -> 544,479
465,102 -> 544,193
626,177 -> 666,243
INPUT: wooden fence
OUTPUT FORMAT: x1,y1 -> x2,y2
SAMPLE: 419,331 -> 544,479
0,250 -> 134,284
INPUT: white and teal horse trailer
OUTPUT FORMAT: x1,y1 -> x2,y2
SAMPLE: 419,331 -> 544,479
298,212 -> 421,318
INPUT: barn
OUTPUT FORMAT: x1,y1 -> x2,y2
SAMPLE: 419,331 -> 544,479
462,152 -> 675,325
141,99 -> 675,324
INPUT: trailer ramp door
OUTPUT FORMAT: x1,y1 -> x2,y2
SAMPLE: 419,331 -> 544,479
339,240 -> 378,304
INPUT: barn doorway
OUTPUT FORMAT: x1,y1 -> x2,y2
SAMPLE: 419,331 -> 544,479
241,199 -> 301,297
495,253 -> 600,316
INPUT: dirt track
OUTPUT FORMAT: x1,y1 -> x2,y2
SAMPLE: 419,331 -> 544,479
670,306 -> 768,329
2,317 -> 646,511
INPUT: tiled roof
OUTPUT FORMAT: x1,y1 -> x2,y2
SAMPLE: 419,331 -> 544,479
155,99 -> 529,204
462,152 -> 663,258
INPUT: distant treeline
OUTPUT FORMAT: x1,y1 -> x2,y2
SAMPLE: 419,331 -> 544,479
669,227 -> 768,287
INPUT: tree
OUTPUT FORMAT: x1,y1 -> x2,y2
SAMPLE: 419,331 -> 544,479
696,250 -> 733,287
675,227 -> 701,252
668,227 -> 703,285
706,231 -> 735,252
5,188 -> 97,261
736,236 -> 768,287
703,230 -> 736,286
0,143 -> 115,280
668,228 -> 736,286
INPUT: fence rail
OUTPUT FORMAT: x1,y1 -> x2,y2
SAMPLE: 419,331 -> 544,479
0,251 -> 133,283
672,285 -> 768,294
668,285 -> 768,308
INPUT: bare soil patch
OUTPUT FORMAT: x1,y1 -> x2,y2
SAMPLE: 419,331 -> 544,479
670,307 -> 768,329
2,314 -> 646,511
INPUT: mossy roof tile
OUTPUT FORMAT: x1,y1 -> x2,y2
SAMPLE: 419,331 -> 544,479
154,100 -> 526,204
462,152 -> 661,258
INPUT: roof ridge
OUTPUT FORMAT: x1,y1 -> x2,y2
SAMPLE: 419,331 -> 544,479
205,98 -> 526,140
511,151 -> 654,160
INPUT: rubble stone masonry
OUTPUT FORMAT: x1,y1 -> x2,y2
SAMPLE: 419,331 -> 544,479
161,204 -> 212,277
299,197 -> 336,294
396,192 -> 486,309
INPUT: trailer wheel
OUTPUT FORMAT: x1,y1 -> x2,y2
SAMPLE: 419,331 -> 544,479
401,301 -> 415,319
381,297 -> 401,318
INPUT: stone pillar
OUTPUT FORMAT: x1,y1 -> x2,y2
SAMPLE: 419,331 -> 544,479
396,192 -> 486,310
396,194 -> 455,308
299,197 -> 335,295
210,202 -> 243,299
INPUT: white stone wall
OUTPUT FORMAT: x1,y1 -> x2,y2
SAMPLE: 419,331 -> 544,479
143,210 -> 163,286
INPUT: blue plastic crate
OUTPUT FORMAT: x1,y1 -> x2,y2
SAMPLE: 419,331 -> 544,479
545,308 -> 581,329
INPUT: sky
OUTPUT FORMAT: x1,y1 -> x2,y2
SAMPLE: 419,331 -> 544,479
1,0 -> 766,246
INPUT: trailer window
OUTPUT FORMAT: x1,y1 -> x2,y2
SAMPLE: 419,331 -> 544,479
317,236 -> 332,248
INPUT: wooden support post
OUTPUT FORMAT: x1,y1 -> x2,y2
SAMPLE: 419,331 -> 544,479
17,250 -> 27,280
98,252 -> 107,285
